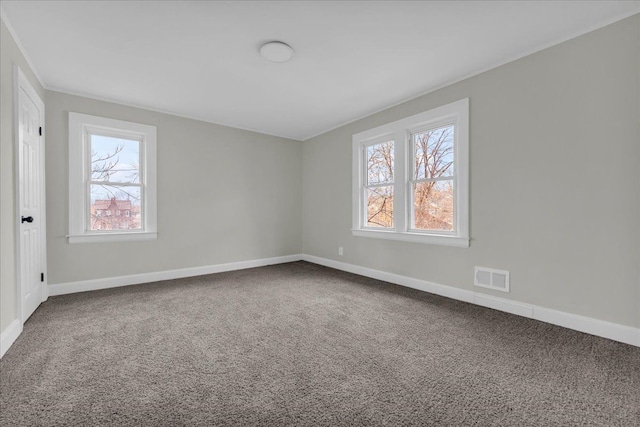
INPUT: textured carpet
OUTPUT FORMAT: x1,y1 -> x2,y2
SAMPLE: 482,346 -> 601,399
1,261 -> 639,426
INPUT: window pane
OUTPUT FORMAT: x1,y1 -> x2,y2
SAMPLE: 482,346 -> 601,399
367,186 -> 393,228
367,140 -> 394,185
91,134 -> 140,183
414,125 -> 454,180
90,184 -> 141,231
413,180 -> 453,231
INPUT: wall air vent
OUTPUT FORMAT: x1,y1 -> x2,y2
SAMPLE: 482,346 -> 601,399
474,266 -> 510,292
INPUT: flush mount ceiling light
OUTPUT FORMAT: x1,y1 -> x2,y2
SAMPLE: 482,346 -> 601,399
259,41 -> 294,63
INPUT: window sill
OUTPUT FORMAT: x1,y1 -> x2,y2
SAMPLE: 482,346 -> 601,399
68,232 -> 157,244
352,229 -> 469,248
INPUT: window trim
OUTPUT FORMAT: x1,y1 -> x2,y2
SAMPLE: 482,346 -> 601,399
68,112 -> 157,243
352,98 -> 469,247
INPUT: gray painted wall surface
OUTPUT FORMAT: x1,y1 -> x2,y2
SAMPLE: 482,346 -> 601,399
45,91 -> 302,284
302,15 -> 640,328
1,19 -> 46,331
2,14 -> 638,335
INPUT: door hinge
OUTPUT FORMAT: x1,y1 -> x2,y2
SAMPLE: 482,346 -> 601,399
39,127 -> 42,136
41,273 -> 44,282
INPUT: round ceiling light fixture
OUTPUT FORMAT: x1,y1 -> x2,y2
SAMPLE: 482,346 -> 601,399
259,41 -> 294,63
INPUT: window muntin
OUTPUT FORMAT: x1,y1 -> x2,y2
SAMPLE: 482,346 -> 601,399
352,98 -> 469,247
69,113 -> 157,243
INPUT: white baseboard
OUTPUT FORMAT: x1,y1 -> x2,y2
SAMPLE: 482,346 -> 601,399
0,319 -> 23,358
49,254 -> 303,296
533,306 -> 640,347
301,254 -> 640,347
42,252 -> 640,347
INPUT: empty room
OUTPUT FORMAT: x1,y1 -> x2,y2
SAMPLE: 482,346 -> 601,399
1,1 -> 639,425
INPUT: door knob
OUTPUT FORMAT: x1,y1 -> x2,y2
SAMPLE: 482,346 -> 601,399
21,216 -> 34,223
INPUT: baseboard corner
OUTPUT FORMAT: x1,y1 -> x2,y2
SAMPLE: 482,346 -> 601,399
0,319 -> 23,358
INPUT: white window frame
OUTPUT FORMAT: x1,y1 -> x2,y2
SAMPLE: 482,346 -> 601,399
352,98 -> 469,247
68,112 -> 157,243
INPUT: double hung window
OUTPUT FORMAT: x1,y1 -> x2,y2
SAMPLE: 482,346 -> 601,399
68,113 -> 157,243
352,99 -> 469,247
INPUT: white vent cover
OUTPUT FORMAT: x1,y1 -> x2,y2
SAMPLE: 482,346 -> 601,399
474,266 -> 510,292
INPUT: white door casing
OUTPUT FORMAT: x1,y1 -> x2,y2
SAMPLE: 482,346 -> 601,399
14,66 -> 47,323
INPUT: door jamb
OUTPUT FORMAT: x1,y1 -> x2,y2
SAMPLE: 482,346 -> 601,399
13,64 -> 48,325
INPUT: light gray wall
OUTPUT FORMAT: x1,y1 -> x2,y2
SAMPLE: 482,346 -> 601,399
3,13 -> 638,336
302,15 -> 640,328
1,18 -> 46,331
46,91 -> 302,285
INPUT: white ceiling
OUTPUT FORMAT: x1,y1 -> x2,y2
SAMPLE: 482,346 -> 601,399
2,1 -> 638,141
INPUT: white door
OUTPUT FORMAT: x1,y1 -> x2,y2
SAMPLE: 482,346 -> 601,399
16,67 -> 47,322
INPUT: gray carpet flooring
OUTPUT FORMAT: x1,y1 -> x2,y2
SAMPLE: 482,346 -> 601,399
1,261 -> 639,426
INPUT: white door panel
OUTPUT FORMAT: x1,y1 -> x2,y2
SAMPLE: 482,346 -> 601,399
17,69 -> 46,322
